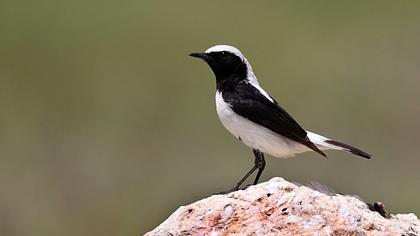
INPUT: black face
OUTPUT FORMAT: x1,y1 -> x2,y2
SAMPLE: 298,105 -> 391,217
190,51 -> 248,85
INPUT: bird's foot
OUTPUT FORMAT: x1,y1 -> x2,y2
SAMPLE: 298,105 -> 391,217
214,187 -> 238,195
214,184 -> 254,195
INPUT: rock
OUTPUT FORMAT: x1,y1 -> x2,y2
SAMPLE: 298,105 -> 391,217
144,177 -> 419,236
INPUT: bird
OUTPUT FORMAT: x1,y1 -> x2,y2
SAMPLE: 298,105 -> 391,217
189,45 -> 371,193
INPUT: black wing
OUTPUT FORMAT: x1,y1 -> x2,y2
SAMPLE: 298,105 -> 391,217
223,83 -> 326,157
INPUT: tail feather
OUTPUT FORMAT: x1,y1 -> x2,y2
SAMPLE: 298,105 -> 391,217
324,139 -> 371,159
307,131 -> 371,159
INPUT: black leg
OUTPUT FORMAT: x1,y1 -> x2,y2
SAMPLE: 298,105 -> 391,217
218,149 -> 264,194
253,150 -> 265,185
229,164 -> 258,192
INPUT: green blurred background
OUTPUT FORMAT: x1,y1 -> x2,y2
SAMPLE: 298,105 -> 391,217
1,1 -> 420,235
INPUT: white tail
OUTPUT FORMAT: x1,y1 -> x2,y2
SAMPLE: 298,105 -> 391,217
307,131 -> 371,159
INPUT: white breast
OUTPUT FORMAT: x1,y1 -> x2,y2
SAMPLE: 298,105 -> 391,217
215,92 -> 309,158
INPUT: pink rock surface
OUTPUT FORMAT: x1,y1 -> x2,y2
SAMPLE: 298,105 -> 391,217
145,177 -> 419,236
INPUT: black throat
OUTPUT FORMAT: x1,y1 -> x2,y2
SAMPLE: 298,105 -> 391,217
215,68 -> 248,92
204,52 -> 249,92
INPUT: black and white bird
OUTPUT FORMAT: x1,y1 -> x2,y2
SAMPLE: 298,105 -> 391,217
190,45 -> 371,193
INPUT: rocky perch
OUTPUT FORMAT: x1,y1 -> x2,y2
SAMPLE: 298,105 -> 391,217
145,177 -> 419,235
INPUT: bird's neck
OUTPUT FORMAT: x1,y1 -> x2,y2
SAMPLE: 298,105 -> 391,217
215,76 -> 246,92
216,72 -> 258,93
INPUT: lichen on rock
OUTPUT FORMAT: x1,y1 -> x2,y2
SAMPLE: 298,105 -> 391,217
144,177 -> 419,236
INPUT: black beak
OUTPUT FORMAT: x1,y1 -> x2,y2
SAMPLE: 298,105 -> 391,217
189,52 -> 209,60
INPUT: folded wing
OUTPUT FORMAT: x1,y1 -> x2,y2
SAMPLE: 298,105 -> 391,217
223,83 -> 326,157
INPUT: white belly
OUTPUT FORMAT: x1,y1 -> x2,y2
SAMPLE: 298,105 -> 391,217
215,92 -> 310,158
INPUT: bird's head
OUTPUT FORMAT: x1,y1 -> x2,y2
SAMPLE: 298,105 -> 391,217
190,45 -> 253,83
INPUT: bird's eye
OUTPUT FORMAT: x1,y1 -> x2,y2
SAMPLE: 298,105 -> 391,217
220,51 -> 227,56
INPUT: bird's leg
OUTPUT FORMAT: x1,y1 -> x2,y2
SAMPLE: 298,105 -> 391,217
253,149 -> 265,185
218,149 -> 263,194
